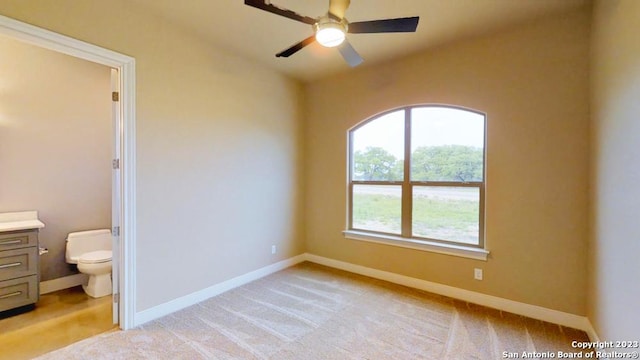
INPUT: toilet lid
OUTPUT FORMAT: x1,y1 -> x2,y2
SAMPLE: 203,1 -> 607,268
78,250 -> 112,264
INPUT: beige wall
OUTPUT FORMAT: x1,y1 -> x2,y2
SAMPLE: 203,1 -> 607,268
0,35 -> 111,281
3,0 -> 609,325
305,10 -> 590,315
0,1 -> 305,311
589,0 -> 640,339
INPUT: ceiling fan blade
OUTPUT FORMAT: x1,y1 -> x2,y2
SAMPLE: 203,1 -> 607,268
338,40 -> 363,67
245,0 -> 316,25
348,17 -> 420,33
329,0 -> 350,19
276,35 -> 317,58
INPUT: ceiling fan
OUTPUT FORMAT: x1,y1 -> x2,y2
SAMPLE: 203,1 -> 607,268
244,0 -> 420,67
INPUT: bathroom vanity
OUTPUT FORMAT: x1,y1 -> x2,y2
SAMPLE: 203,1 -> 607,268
0,211 -> 45,312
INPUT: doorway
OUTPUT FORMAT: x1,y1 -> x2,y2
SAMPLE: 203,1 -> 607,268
0,14 -> 136,329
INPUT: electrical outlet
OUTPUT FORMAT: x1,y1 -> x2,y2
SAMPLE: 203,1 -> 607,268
271,245 -> 276,254
474,268 -> 483,280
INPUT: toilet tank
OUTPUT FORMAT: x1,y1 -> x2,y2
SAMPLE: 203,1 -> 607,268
65,229 -> 112,264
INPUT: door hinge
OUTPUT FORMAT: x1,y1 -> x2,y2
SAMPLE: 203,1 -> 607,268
113,293 -> 119,304
112,159 -> 120,170
112,91 -> 119,101
113,226 -> 120,237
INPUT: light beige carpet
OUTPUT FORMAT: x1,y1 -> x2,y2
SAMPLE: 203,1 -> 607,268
35,262 -> 590,359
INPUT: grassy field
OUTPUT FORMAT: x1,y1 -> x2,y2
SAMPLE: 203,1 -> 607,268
353,191 -> 479,244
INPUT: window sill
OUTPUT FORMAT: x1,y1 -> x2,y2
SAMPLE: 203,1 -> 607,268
342,230 -> 489,261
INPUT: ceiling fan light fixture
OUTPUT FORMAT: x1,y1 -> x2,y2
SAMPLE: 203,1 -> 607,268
314,21 -> 346,47
244,0 -> 419,67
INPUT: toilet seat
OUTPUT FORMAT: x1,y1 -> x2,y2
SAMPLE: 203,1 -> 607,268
78,250 -> 112,264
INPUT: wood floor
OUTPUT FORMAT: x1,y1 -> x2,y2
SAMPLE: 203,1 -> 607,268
0,286 -> 115,360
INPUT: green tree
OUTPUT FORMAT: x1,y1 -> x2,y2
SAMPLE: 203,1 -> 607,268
353,146 -> 400,180
411,145 -> 483,181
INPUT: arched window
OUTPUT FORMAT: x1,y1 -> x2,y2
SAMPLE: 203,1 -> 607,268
346,105 -> 486,255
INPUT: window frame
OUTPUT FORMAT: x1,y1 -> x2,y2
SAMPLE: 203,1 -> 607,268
345,105 -> 488,260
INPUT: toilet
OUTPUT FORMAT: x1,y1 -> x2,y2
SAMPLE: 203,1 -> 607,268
65,229 -> 112,298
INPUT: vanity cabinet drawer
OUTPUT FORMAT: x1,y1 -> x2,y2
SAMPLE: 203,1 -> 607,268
0,231 -> 38,250
0,275 -> 38,312
0,247 -> 38,281
0,218 -> 41,313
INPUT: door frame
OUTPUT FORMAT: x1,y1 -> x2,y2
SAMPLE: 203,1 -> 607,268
0,14 -> 137,329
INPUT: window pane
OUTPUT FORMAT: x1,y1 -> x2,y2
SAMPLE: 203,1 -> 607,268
412,186 -> 480,245
411,107 -> 484,182
352,185 -> 401,234
352,110 -> 404,181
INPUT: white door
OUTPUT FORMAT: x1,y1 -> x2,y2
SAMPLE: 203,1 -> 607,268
110,68 -> 121,325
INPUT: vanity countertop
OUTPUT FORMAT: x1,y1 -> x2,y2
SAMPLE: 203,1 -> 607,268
0,211 -> 45,232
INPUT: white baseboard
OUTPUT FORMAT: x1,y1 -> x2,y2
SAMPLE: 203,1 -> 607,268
40,273 -> 88,294
584,320 -> 601,342
304,253 -> 594,334
134,254 -> 307,326
131,252 -> 599,341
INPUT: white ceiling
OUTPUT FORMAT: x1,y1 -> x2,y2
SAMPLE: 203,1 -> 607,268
130,0 -> 588,82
